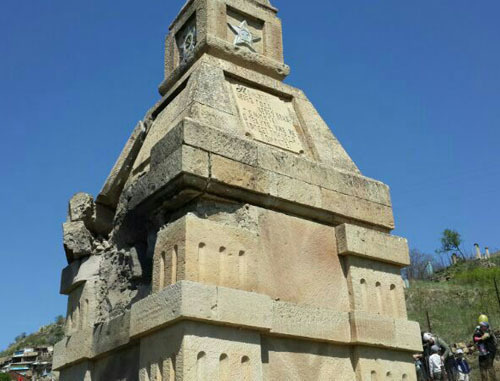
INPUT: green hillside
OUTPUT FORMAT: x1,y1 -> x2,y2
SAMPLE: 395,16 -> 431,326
0,316 -> 65,357
406,255 -> 500,344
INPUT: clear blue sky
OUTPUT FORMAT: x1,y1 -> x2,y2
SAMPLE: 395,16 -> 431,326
1,0 -> 499,349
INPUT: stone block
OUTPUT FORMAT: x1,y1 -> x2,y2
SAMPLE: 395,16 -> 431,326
128,145 -> 209,210
152,214 -> 261,294
261,336 -> 356,380
190,215 -> 259,290
52,328 -> 94,370
68,193 -> 114,237
60,255 -> 101,295
177,144 -> 210,178
216,286 -> 272,330
138,114 -> 395,234
63,221 -> 94,262
336,223 -> 410,266
130,282 -> 185,338
210,154 -> 271,194
131,281 -> 276,338
91,202 -> 114,237
180,280 -> 219,321
68,193 -> 94,224
139,321 -> 264,381
150,211 -> 353,314
350,310 -> 396,348
150,116 -> 260,169
132,88 -> 190,176
57,360 -> 93,380
257,144 -> 391,207
271,301 -> 351,343
352,346 -> 417,381
181,322 -> 264,381
350,311 -> 421,353
60,261 -> 81,295
128,132 -> 396,234
93,312 -> 132,357
152,210 -> 349,312
151,219 -> 186,292
65,279 -> 100,335
256,209 -> 351,311
394,319 -> 423,352
270,172 -> 322,208
344,256 -> 407,319
321,187 -> 395,230
52,339 -> 67,370
93,345 -> 140,381
138,324 -> 183,381
187,62 -> 235,115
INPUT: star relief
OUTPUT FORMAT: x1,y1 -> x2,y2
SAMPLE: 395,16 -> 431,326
228,20 -> 261,52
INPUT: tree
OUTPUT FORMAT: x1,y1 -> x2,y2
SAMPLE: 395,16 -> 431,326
14,332 -> 26,343
438,229 -> 465,260
0,373 -> 10,381
55,315 -> 65,325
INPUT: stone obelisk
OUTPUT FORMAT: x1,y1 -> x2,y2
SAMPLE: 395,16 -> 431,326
54,0 -> 421,379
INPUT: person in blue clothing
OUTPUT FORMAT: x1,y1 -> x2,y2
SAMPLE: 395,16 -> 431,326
453,349 -> 471,381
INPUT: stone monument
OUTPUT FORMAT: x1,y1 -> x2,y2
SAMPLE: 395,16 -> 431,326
54,0 -> 421,379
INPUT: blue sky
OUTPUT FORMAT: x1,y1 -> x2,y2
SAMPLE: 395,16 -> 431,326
1,0 -> 498,349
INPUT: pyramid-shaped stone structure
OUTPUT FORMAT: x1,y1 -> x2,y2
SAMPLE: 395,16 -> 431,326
54,0 -> 421,379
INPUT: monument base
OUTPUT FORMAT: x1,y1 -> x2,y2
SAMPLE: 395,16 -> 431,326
55,281 -> 420,380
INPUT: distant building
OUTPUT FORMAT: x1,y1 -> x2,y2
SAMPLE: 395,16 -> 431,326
0,346 -> 53,380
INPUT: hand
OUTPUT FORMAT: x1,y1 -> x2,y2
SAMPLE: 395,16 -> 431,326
482,333 -> 490,340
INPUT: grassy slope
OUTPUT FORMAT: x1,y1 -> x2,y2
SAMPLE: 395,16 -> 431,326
0,318 -> 65,358
406,256 -> 500,378
406,255 -> 500,344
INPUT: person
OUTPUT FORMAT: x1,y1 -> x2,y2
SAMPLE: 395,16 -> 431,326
423,332 -> 455,381
453,348 -> 471,381
429,345 -> 444,380
479,314 -> 489,325
414,353 -> 429,381
473,321 -> 497,381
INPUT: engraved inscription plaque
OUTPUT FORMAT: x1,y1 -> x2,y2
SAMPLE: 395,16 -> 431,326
231,83 -> 304,153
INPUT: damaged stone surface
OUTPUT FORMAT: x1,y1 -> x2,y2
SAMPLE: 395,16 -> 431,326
63,221 -> 94,261
94,245 -> 148,324
68,193 -> 94,225
54,0 -> 421,379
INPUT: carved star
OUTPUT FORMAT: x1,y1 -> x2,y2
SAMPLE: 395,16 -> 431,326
228,20 -> 261,52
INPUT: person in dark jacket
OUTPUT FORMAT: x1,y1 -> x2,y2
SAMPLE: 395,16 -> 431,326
473,321 -> 497,381
414,353 -> 429,381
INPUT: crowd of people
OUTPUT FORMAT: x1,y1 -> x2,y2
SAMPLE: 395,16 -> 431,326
414,314 -> 497,380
